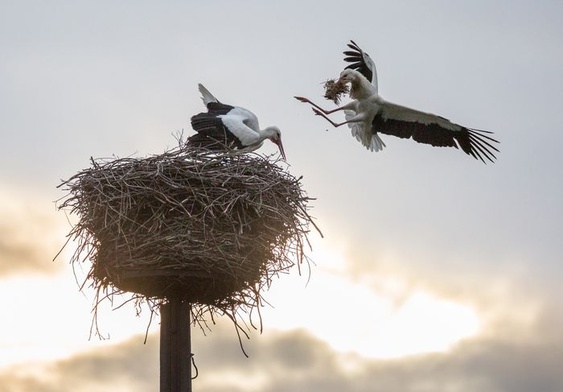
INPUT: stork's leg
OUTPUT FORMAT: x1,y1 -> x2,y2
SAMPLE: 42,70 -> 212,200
312,108 -> 350,128
294,96 -> 344,115
312,107 -> 370,129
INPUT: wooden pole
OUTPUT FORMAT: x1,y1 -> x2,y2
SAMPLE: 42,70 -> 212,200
160,297 -> 192,391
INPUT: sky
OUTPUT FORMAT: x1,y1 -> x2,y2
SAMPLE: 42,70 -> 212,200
1,0 -> 563,391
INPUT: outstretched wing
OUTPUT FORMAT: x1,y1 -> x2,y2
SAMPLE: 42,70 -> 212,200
374,102 -> 499,163
343,40 -> 378,91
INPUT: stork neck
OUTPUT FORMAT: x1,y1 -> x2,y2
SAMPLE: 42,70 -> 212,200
261,127 -> 277,140
350,78 -> 376,100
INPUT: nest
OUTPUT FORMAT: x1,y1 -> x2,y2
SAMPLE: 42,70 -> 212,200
323,78 -> 349,104
57,145 -> 320,338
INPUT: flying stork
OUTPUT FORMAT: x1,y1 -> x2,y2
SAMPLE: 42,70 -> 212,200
188,84 -> 286,160
295,40 -> 499,163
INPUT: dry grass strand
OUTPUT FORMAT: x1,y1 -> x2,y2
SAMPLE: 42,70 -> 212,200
323,78 -> 349,104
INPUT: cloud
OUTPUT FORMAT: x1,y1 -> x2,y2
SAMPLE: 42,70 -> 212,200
0,335 -> 159,392
0,190 -> 65,276
193,324 -> 563,392
1,311 -> 562,392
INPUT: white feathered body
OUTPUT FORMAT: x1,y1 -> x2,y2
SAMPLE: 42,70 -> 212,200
342,74 -> 386,151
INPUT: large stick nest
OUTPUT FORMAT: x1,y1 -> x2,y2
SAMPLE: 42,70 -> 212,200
57,145 -> 320,336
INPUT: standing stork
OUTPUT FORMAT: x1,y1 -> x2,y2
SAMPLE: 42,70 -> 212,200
188,84 -> 286,160
295,40 -> 499,163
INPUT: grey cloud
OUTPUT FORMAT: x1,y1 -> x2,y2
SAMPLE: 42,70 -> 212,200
0,335 -> 159,392
0,207 -> 63,276
2,318 -> 562,392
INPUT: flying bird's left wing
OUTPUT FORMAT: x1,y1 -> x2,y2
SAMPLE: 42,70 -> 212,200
343,40 -> 378,91
375,102 -> 499,163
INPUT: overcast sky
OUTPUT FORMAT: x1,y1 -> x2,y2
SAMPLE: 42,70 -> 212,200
1,1 -> 563,391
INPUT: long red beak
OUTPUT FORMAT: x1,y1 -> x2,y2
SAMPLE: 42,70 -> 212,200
275,139 -> 286,160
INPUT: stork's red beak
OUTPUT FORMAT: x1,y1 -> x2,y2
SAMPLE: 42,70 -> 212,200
275,138 -> 286,161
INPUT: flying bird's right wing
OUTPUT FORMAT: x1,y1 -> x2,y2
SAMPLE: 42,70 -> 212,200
375,101 -> 499,163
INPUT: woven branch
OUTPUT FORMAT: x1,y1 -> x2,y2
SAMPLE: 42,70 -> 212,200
57,145 -> 320,338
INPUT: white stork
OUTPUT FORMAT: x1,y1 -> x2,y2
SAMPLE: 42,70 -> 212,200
188,84 -> 286,160
295,41 -> 499,163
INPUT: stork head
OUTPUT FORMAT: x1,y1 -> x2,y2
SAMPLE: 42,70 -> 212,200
265,126 -> 286,161
338,68 -> 361,84
338,68 -> 373,99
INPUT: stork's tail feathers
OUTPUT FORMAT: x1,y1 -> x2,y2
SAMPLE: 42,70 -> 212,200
344,110 -> 386,152
350,125 -> 386,152
368,133 -> 386,152
198,83 -> 218,105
